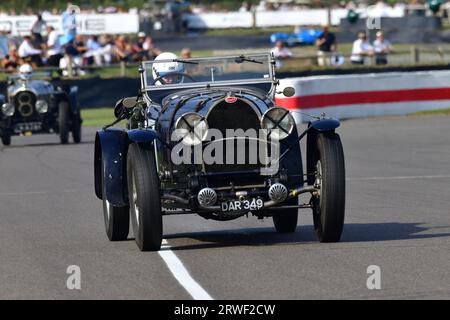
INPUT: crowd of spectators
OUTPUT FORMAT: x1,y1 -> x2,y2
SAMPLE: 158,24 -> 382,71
270,25 -> 393,68
0,2 -> 165,73
350,30 -> 393,65
0,27 -> 162,72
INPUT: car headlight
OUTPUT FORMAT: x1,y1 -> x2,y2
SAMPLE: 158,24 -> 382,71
174,112 -> 208,145
35,100 -> 49,114
261,107 -> 295,140
1,103 -> 14,117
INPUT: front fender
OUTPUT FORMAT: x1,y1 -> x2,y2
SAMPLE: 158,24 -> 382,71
309,118 -> 340,132
127,128 -> 159,143
94,128 -> 129,206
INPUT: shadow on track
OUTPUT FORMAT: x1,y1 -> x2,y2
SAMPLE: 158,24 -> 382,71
162,222 -> 450,251
0,140 -> 94,150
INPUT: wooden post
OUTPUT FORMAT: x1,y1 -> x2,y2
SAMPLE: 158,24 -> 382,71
251,9 -> 256,29
120,61 -> 126,77
410,46 -> 420,64
66,55 -> 73,77
437,46 -> 445,63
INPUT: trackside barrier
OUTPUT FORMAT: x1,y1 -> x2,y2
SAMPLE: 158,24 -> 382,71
275,70 -> 450,123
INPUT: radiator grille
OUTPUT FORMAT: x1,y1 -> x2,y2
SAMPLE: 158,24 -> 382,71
14,91 -> 36,118
204,100 -> 264,188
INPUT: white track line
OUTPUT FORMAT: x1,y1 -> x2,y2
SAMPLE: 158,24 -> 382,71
347,174 -> 450,181
159,239 -> 213,300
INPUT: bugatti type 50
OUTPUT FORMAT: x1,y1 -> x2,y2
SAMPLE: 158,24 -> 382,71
94,53 -> 346,251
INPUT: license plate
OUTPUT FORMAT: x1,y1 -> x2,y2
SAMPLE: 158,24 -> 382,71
14,122 -> 42,133
221,198 -> 264,212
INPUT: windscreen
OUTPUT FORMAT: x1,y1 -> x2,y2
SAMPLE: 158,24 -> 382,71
142,53 -> 273,89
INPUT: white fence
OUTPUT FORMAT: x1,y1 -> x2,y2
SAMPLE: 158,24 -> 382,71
275,70 -> 450,123
185,7 -> 405,29
0,13 -> 139,36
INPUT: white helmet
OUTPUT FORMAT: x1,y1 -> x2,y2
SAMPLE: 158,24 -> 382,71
19,64 -> 33,81
152,52 -> 185,85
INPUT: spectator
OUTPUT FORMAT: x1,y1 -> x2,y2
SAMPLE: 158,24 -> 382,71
18,35 -> 42,67
350,31 -> 373,65
59,39 -> 85,76
46,26 -> 63,67
30,14 -> 46,47
180,48 -> 197,73
143,36 -> 160,60
316,25 -> 336,66
373,31 -> 393,65
1,50 -> 18,70
271,40 -> 292,68
180,47 -> 191,59
99,34 -> 113,65
114,35 -> 131,62
74,34 -> 87,54
131,32 -> 149,62
85,35 -> 102,65
61,3 -> 77,46
0,29 -> 10,59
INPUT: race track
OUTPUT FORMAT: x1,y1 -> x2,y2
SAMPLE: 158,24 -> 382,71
0,115 -> 449,299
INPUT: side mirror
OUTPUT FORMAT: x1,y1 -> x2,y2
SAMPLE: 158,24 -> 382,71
283,86 -> 296,97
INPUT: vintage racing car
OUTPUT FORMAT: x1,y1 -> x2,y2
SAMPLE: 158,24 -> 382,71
270,28 -> 323,47
94,52 -> 345,251
0,64 -> 82,145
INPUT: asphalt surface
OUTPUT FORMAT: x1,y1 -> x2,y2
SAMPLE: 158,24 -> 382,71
0,115 -> 449,300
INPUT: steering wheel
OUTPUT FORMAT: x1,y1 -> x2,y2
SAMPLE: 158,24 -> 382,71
151,72 -> 197,85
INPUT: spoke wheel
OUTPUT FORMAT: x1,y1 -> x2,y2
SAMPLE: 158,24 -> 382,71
127,143 -> 162,251
310,132 -> 346,242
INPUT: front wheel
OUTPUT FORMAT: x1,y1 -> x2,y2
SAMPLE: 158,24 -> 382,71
127,143 -> 162,251
310,132 -> 345,242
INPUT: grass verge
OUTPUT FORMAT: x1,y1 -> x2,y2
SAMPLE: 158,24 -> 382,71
81,107 -> 122,127
412,108 -> 450,116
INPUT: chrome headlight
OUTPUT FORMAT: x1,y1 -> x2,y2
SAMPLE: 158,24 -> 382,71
35,100 -> 49,114
1,103 -> 14,117
261,107 -> 295,140
174,112 -> 208,145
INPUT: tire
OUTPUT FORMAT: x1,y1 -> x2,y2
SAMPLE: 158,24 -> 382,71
310,132 -> 345,242
1,134 -> 11,146
58,101 -> 70,144
127,143 -> 162,251
72,112 -> 82,144
101,160 -> 130,241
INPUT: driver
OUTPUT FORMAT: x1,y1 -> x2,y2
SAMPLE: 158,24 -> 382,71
152,52 -> 185,85
18,63 -> 33,81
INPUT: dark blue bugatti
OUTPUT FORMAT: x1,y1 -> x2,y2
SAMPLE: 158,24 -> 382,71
94,53 -> 345,251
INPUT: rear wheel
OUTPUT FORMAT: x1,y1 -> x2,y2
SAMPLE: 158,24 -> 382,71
58,101 -> 70,144
101,160 -> 129,241
1,134 -> 11,146
309,132 -> 345,242
127,143 -> 162,251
